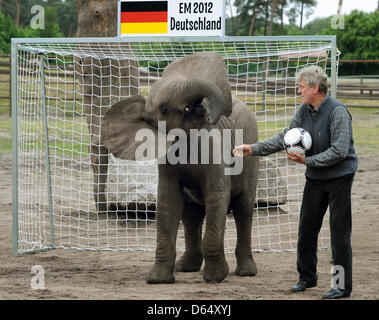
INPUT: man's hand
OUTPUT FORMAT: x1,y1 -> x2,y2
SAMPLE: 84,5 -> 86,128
286,150 -> 305,164
233,144 -> 253,157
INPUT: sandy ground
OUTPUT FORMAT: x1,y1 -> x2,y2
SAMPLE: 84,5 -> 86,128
0,146 -> 378,301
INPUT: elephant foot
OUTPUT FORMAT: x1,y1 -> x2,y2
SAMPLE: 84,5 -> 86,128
203,255 -> 229,283
146,262 -> 175,284
175,252 -> 203,272
235,254 -> 257,276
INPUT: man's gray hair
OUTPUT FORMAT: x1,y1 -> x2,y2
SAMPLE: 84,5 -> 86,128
296,66 -> 328,94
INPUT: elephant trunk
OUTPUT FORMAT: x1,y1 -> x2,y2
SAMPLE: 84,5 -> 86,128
181,78 -> 225,125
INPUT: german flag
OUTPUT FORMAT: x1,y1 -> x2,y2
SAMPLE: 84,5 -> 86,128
120,1 -> 168,34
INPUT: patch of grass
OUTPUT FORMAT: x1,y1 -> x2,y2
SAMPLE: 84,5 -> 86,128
0,116 -> 11,130
352,120 -> 379,154
339,98 -> 379,107
0,100 -> 10,115
349,106 -> 379,118
0,117 -> 11,154
0,116 -> 90,157
0,136 -> 11,154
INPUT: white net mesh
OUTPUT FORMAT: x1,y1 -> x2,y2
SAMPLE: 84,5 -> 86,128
14,38 -> 338,254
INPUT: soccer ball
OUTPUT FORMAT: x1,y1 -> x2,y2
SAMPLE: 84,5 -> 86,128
283,128 -> 312,155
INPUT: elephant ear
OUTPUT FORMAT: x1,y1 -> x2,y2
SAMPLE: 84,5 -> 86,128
101,95 -> 170,161
162,52 -> 232,117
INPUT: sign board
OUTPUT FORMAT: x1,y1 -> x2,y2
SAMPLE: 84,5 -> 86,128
118,0 -> 225,37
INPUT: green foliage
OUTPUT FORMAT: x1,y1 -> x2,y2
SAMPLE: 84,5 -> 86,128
1,0 -> 47,28
0,0 -> 77,36
288,0 -> 317,29
55,0 -> 78,37
281,23 -> 304,35
0,5 -> 63,53
322,10 -> 379,75
34,6 -> 63,38
302,17 -> 331,35
228,0 -> 318,36
0,12 -> 35,53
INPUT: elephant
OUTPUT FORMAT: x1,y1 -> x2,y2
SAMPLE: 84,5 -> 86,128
101,52 -> 259,284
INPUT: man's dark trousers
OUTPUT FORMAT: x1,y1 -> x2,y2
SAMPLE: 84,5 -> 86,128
297,173 -> 354,294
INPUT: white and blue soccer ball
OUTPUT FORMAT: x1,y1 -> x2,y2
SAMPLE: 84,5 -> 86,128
283,128 -> 312,155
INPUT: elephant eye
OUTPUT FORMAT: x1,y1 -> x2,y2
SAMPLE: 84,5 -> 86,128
161,105 -> 171,115
194,97 -> 204,105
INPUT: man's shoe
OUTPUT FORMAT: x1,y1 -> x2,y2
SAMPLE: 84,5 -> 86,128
323,288 -> 350,299
291,280 -> 317,292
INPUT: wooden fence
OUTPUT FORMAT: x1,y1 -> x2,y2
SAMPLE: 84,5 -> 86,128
0,54 -> 11,114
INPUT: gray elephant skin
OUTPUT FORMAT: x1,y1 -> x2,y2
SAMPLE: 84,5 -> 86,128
101,52 -> 259,284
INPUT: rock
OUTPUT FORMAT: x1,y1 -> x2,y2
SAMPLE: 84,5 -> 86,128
106,155 -> 287,209
106,155 -> 157,209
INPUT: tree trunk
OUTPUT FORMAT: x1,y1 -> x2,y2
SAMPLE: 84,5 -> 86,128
15,0 -> 20,26
269,0 -> 279,36
76,0 -> 138,213
269,4 -> 273,35
249,9 -> 258,36
227,0 -> 237,35
280,3 -> 284,35
77,0 -> 118,37
234,2 -> 241,36
264,3 -> 269,35
68,23 -> 74,37
337,0 -> 343,15
299,1 -> 304,29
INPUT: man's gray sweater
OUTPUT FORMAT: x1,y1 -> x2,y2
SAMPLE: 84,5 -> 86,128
251,95 -> 358,180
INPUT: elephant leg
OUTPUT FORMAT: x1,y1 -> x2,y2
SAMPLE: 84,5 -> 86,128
146,170 -> 183,284
202,193 -> 230,283
89,143 -> 109,213
175,200 -> 205,272
232,193 -> 257,276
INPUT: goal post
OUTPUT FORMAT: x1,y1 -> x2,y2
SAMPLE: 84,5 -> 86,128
12,35 -> 339,255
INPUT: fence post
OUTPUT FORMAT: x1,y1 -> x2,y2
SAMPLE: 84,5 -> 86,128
40,57 -> 55,249
360,76 -> 363,94
11,41 -> 19,255
331,36 -> 337,99
9,54 -> 12,116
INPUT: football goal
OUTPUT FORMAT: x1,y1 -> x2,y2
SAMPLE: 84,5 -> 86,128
11,35 -> 339,254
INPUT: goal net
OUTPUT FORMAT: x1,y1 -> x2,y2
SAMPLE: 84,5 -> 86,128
12,36 -> 339,254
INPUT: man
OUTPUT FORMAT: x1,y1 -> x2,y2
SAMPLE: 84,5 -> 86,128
233,66 -> 358,299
